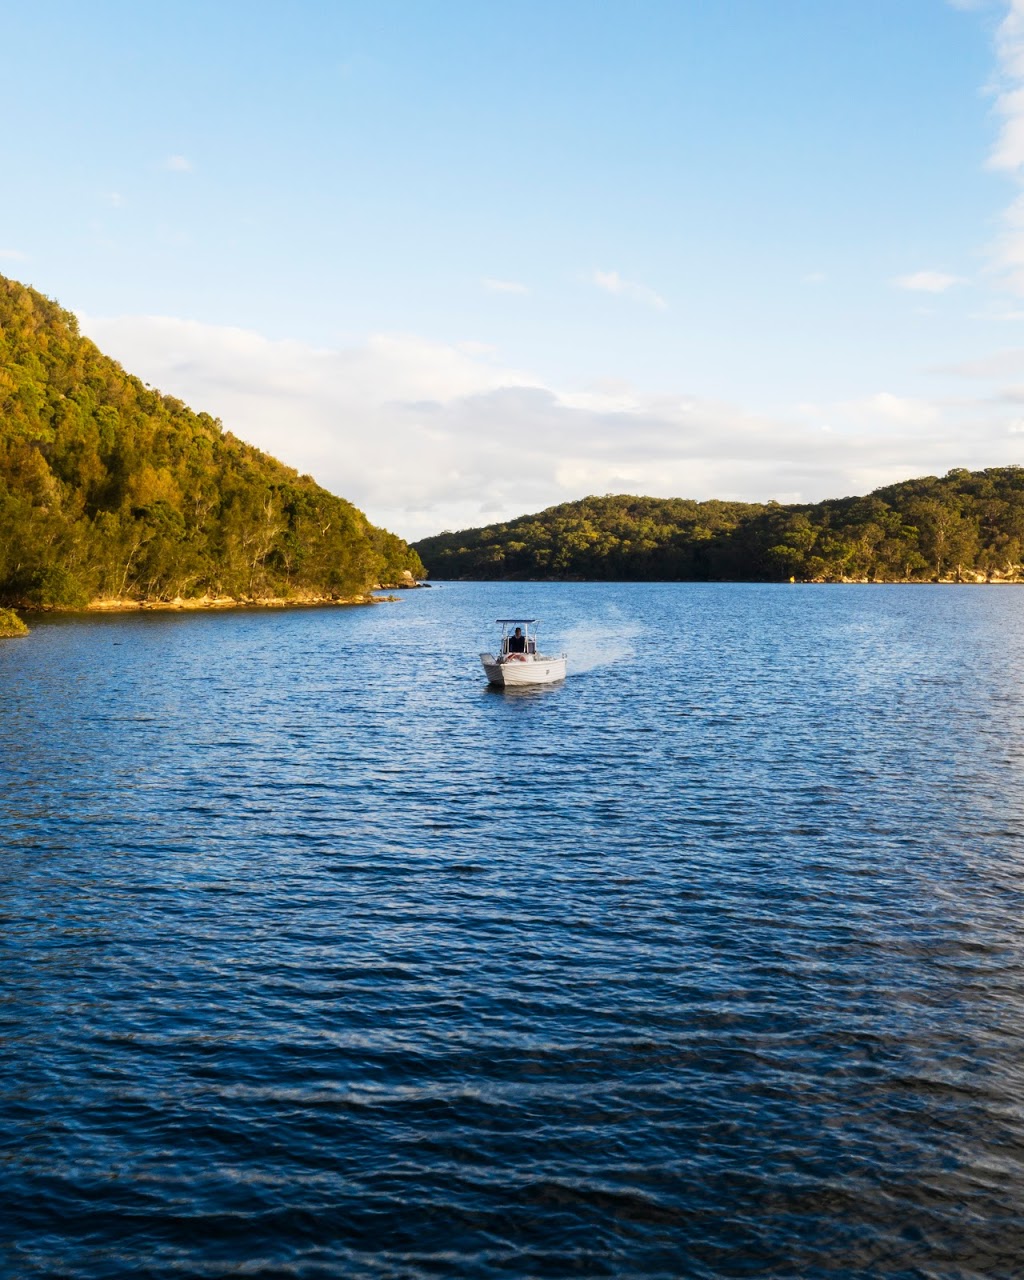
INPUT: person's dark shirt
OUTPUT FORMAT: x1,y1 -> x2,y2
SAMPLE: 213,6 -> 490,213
508,632 -> 526,653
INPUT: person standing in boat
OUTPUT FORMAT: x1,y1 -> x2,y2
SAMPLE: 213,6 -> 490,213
507,626 -> 527,653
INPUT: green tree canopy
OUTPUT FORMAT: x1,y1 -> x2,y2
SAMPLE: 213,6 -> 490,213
0,275 -> 422,606
413,473 -> 1024,583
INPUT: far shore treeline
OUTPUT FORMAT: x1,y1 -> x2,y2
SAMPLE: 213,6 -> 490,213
413,471 -> 1024,583
0,275 -> 423,609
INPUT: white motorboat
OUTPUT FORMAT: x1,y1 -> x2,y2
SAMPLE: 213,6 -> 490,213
480,619 -> 567,687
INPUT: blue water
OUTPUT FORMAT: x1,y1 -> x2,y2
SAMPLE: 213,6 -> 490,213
3,582 -> 1024,1278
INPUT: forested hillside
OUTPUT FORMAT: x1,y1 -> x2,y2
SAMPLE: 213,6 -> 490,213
0,275 -> 422,607
413,471 -> 1024,582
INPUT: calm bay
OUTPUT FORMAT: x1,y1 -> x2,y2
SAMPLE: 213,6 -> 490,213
3,582 -> 1024,1277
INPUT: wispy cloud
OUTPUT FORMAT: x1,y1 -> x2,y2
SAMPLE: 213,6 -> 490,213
894,269 -> 964,293
984,1 -> 1024,289
0,248 -> 27,261
990,2 -> 1024,173
937,345 -> 1024,376
855,392 -> 940,426
482,277 -> 528,294
592,269 -> 668,310
164,154 -> 192,172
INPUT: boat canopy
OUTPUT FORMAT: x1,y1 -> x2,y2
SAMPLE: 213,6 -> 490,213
495,618 -> 539,624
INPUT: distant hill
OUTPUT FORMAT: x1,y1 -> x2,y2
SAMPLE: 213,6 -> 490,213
412,472 -> 1024,582
0,275 -> 423,607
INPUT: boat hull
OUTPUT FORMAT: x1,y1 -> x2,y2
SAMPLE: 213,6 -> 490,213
480,653 -> 567,687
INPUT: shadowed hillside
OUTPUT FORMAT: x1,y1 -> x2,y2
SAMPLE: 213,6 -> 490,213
0,275 -> 423,607
413,473 -> 1024,582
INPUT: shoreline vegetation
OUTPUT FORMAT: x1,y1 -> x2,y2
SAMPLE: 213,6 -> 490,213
413,472 -> 1024,584
0,275 -> 424,612
0,606 -> 28,636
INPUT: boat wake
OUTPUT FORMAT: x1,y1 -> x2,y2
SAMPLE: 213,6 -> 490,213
562,619 -> 642,675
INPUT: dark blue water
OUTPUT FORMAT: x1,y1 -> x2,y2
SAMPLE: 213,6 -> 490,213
3,583 -> 1024,1278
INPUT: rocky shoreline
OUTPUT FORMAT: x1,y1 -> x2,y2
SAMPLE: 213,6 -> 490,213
3,575 -> 430,617
84,593 -> 384,612
795,570 -> 1024,585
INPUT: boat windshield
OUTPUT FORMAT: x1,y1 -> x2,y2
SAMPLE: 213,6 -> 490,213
497,619 -> 538,657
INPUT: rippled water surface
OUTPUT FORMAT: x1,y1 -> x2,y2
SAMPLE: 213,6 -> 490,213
4,583 -> 1024,1278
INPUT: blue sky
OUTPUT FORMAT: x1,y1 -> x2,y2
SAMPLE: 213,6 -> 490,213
3,0 -> 1024,536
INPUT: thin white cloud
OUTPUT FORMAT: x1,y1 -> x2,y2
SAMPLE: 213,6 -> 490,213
894,269 -> 964,293
0,248 -> 27,261
592,269 -> 668,311
165,154 -> 192,172
803,271 -> 827,285
984,2 -> 1024,288
105,192 -> 125,208
990,1 -> 1024,172
482,277 -> 528,294
76,312 -> 1024,541
858,392 -> 940,426
939,346 -> 1024,376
